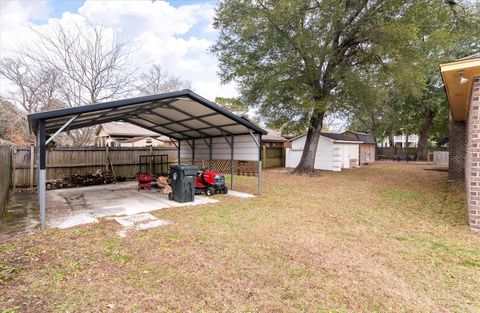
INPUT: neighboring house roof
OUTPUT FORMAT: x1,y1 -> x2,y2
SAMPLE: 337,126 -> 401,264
121,136 -> 153,144
237,118 -> 286,142
98,122 -> 160,137
157,135 -> 175,142
290,132 -> 362,143
263,128 -> 287,142
122,136 -> 174,144
343,131 -> 376,144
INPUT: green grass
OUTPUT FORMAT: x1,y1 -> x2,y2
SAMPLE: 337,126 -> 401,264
0,163 -> 479,312
0,243 -> 17,254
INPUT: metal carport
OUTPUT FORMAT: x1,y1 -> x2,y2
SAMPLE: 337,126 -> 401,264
28,89 -> 266,230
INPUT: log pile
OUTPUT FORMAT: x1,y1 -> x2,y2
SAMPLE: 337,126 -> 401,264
65,170 -> 114,187
46,169 -> 114,189
156,176 -> 172,194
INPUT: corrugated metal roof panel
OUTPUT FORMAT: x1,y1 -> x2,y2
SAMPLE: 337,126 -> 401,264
28,90 -> 267,140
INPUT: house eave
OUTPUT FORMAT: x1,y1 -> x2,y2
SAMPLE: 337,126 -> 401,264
440,57 -> 480,122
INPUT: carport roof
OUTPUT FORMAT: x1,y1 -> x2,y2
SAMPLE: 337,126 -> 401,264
28,89 -> 267,140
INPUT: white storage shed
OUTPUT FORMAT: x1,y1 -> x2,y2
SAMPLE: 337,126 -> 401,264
285,133 -> 362,171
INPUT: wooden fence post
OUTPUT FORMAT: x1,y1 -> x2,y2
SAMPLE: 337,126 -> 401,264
149,145 -> 153,173
105,146 -> 109,172
11,147 -> 16,192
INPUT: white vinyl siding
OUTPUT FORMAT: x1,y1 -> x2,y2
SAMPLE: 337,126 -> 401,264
286,135 -> 360,171
286,136 -> 339,171
338,143 -> 360,168
179,134 -> 259,161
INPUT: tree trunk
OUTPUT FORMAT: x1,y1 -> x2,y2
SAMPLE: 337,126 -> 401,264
417,108 -> 434,161
388,132 -> 394,148
293,110 -> 324,176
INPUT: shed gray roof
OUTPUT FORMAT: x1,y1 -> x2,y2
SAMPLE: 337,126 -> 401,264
28,90 -> 266,140
290,132 -> 361,143
344,131 -> 376,144
320,132 -> 360,142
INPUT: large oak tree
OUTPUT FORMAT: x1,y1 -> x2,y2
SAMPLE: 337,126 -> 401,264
212,0 -> 480,173
212,0 -> 430,174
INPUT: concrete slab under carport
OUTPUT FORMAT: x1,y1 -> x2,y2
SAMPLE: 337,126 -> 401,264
1,180 -> 256,238
44,181 -> 219,229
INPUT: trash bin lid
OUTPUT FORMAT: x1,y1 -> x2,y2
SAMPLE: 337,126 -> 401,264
183,168 -> 197,176
170,164 -> 197,176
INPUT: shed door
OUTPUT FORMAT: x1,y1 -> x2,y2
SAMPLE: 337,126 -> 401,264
342,145 -> 350,168
263,146 -> 285,168
359,145 -> 366,164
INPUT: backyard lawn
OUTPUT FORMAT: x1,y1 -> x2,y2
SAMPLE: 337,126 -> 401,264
1,163 -> 479,312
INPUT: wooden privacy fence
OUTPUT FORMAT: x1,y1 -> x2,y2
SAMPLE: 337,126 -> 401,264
0,145 -> 13,216
433,151 -> 449,165
13,146 -> 178,187
262,147 -> 285,168
376,147 -> 448,161
376,147 -> 418,160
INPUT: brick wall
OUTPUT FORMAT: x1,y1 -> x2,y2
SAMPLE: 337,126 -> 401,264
448,114 -> 466,180
466,77 -> 480,231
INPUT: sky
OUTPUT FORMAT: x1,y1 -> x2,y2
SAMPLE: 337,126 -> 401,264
0,0 -> 235,102
0,0 -> 349,131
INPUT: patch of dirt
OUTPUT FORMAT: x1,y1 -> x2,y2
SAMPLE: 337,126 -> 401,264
60,193 -> 87,211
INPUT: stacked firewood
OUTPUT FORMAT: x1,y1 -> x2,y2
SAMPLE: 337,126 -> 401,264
64,169 -> 114,187
46,169 -> 114,189
156,176 -> 172,194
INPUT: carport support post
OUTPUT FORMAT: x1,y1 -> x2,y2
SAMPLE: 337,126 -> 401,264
258,134 -> 262,195
230,135 -> 234,190
249,131 -> 262,195
38,120 -> 46,230
209,137 -> 213,169
192,139 -> 195,166
177,140 -> 181,165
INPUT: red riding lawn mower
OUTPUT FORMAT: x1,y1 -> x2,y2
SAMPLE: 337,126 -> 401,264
195,167 -> 228,196
136,172 -> 154,191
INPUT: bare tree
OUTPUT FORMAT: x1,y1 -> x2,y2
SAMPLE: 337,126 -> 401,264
0,57 -> 59,113
137,64 -> 191,96
26,23 -> 137,146
0,98 -> 33,144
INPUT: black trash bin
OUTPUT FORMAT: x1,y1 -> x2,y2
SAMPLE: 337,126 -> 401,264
169,165 -> 197,203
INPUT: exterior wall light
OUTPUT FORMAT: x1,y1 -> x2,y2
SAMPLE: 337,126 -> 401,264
459,72 -> 469,84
